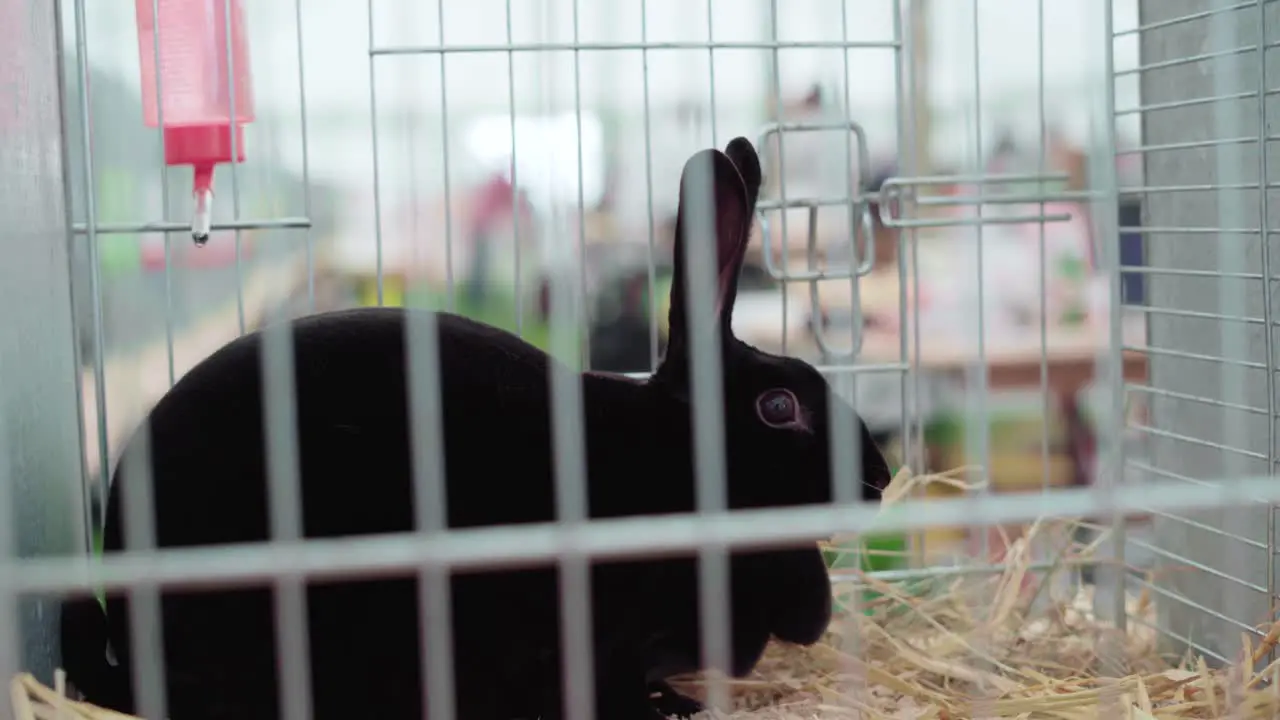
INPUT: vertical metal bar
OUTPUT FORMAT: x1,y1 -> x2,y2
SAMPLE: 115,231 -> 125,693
1036,0 -> 1050,498
1209,6 -> 1252,691
830,0 -> 860,507
119,431 -> 166,719
119,3 -> 173,714
506,0 -> 523,338
964,3 -> 993,710
839,0 -> 860,499
767,0 -> 791,357
1210,0 -> 1249,542
641,0 -> 659,372
831,2 -> 867,703
573,0 -> 589,369
536,3 -> 593,718
149,0 -> 176,388
223,0 -> 244,336
368,0 -> 386,307
399,12 -> 456,719
696,5 -> 730,712
163,235 -> 176,386
706,0 -> 717,145
968,0 -> 992,575
1098,0 -> 1127,637
438,0 -> 456,312
895,0 -> 926,568
0,383 -> 17,720
71,0 -> 111,536
892,0 -> 910,468
260,307 -> 311,720
839,0 -> 863,368
294,0 -> 315,312
1033,0 -> 1055,615
905,0 -> 929,572
221,2 -> 308,717
403,15 -> 421,306
405,305 -> 454,720
909,0 -> 933,188
55,0 -> 97,562
682,149 -> 732,720
1254,0 -> 1279,666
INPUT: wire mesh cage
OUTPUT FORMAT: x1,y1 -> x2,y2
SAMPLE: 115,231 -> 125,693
1130,0 -> 1280,673
6,0 -> 1280,718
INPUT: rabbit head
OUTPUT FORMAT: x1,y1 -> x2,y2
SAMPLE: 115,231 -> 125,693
651,137 -> 893,647
653,136 -> 891,513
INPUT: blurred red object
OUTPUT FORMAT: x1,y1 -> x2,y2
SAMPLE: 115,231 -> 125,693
469,172 -> 533,239
140,231 -> 254,271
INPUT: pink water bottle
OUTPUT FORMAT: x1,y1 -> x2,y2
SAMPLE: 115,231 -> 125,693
136,0 -> 255,245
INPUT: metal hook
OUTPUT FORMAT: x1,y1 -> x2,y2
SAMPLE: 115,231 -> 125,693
854,196 -> 877,277
806,203 -> 867,363
753,118 -> 875,283
877,172 -> 1076,229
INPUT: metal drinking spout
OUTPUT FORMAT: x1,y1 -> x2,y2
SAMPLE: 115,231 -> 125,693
192,164 -> 214,246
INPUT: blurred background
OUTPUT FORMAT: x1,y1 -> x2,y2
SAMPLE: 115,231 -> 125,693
64,0 -> 1143,563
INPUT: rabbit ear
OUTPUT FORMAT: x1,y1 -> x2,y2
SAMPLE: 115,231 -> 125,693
657,139 -> 761,387
724,136 -> 763,216
709,137 -> 763,324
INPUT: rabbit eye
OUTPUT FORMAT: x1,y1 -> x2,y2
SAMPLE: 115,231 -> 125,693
756,389 -> 800,428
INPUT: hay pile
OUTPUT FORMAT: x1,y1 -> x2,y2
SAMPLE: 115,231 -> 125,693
12,469 -> 1280,719
663,467 -> 1280,718
10,671 -> 133,720
665,545 -> 1280,718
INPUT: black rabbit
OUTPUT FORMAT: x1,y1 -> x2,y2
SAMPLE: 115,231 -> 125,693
59,136 -> 892,720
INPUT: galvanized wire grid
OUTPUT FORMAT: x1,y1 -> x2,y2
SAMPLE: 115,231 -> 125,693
5,0 -> 1280,718
1122,0 -> 1280,668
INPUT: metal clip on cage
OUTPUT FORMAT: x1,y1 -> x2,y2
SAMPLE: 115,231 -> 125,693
875,172 -> 1079,229
754,119 -> 877,362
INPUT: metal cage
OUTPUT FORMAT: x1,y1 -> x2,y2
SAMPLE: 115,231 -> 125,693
3,0 -> 1280,717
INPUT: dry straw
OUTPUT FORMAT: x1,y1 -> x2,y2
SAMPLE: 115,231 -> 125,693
12,467 -> 1280,718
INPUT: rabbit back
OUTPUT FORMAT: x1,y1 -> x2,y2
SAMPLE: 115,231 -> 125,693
90,307 -> 603,719
85,305 -> 732,720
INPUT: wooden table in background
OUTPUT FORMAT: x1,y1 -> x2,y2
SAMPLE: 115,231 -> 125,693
736,271 -> 1151,490
857,317 -> 1148,488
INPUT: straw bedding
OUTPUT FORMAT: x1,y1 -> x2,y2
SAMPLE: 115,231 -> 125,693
12,469 -> 1280,719
665,543 -> 1280,719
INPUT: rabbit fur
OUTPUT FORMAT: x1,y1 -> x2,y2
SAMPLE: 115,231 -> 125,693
59,136 -> 892,720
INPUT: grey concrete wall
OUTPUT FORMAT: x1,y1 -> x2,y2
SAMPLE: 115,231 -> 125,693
1139,0 -> 1280,664
0,0 -> 90,693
